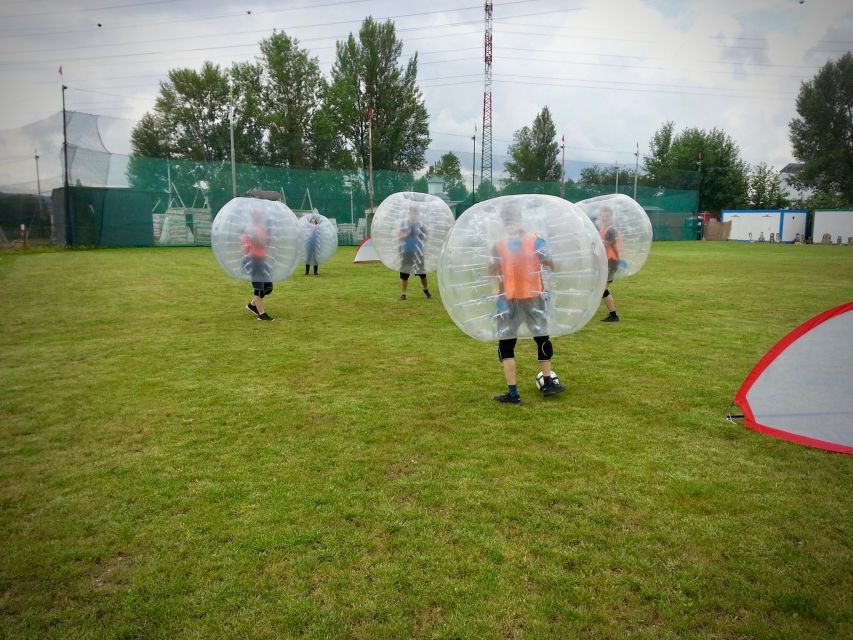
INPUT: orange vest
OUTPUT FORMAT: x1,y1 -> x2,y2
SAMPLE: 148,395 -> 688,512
600,225 -> 622,261
242,224 -> 267,258
496,234 -> 541,300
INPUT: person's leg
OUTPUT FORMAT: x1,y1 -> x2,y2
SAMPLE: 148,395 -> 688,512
400,272 -> 410,299
495,339 -> 520,403
305,264 -> 310,275
535,335 -> 565,396
313,264 -> 318,275
602,262 -> 619,321
418,274 -> 431,298
254,283 -> 274,320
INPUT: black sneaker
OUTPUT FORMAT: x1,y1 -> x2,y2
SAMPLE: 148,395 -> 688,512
542,380 -> 566,397
494,393 -> 521,404
246,303 -> 259,316
257,313 -> 274,321
602,313 -> 619,322
399,294 -> 407,301
424,289 -> 432,299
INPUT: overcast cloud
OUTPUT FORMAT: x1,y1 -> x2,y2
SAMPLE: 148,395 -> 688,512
0,0 -> 850,190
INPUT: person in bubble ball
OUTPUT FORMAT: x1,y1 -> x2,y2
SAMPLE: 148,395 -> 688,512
597,206 -> 621,323
398,205 -> 432,300
304,216 -> 320,276
242,207 -> 274,321
489,202 -> 566,404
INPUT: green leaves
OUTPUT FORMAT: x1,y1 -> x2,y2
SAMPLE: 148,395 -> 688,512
504,107 -> 561,184
789,53 -> 853,204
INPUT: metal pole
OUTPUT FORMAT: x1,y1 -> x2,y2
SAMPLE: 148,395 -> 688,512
633,142 -> 639,200
614,160 -> 619,194
34,147 -> 41,195
61,81 -> 72,247
471,131 -> 476,204
349,184 -> 354,225
368,109 -> 374,219
560,135 -> 566,199
229,102 -> 237,199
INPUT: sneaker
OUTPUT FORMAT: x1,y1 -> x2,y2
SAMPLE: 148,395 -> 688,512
542,380 -> 566,397
257,313 -> 274,321
424,289 -> 432,299
494,392 -> 521,404
246,303 -> 259,316
601,313 -> 619,322
399,294 -> 407,301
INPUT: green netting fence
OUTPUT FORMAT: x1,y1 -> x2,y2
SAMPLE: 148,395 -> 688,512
43,155 -> 699,248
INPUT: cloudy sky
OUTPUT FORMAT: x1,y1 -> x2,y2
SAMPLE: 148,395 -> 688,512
0,0 -> 850,190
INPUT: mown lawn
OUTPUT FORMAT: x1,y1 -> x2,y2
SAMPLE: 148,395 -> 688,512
1,241 -> 851,639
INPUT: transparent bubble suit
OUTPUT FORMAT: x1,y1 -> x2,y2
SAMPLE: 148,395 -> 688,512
299,213 -> 338,266
371,192 -> 456,273
575,194 -> 652,280
438,194 -> 608,342
211,197 -> 302,282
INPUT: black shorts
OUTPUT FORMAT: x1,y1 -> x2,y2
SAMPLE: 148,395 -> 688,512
497,297 -> 548,338
607,259 -> 619,282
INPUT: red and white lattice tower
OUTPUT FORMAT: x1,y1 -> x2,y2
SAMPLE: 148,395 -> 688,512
480,1 -> 493,190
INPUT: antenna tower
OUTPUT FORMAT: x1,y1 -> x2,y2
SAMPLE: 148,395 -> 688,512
480,1 -> 493,191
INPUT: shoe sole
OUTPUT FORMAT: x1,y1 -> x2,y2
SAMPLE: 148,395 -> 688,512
542,387 -> 566,397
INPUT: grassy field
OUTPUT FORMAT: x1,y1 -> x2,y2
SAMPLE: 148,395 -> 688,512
1,241 -> 851,639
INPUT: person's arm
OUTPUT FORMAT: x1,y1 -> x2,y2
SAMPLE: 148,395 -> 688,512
535,237 -> 554,270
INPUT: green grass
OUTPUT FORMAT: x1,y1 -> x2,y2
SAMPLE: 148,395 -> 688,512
1,242 -> 851,639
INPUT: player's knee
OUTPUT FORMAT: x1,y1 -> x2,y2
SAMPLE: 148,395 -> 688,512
399,272 -> 410,281
254,283 -> 273,298
534,336 -> 553,361
498,339 -> 516,361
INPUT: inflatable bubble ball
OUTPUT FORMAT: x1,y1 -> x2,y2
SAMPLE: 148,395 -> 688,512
211,197 -> 302,282
575,194 -> 652,280
371,192 -> 456,274
437,194 -> 607,342
299,212 -> 338,266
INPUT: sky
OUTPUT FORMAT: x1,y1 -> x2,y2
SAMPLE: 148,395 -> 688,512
0,0 -> 850,192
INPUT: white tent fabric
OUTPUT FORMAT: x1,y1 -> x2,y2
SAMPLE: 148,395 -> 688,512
353,236 -> 380,263
734,302 -> 853,454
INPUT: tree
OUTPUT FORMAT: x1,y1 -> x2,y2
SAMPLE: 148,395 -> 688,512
325,17 -> 430,178
747,163 -> 789,209
128,62 -> 234,208
504,106 -> 561,183
257,31 -> 328,169
789,52 -> 853,204
643,122 -> 749,212
576,165 -> 639,196
427,152 -> 468,201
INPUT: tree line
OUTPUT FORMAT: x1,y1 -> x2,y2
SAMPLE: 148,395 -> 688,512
129,16 -> 852,214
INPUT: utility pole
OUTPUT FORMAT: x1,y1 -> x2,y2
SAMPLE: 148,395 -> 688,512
471,125 -> 477,205
560,134 -> 566,199
368,106 -> 374,222
633,141 -> 639,201
228,89 -> 237,199
34,147 -> 41,196
61,72 -> 73,247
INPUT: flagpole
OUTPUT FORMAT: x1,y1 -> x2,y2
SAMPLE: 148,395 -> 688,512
560,134 -> 566,199
633,141 -> 639,201
60,66 -> 73,247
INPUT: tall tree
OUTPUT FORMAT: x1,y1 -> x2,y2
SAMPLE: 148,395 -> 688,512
747,163 -> 789,209
427,152 -> 468,201
643,123 -> 749,212
504,107 -> 561,183
789,52 -> 853,204
257,31 -> 328,169
325,17 -> 430,177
